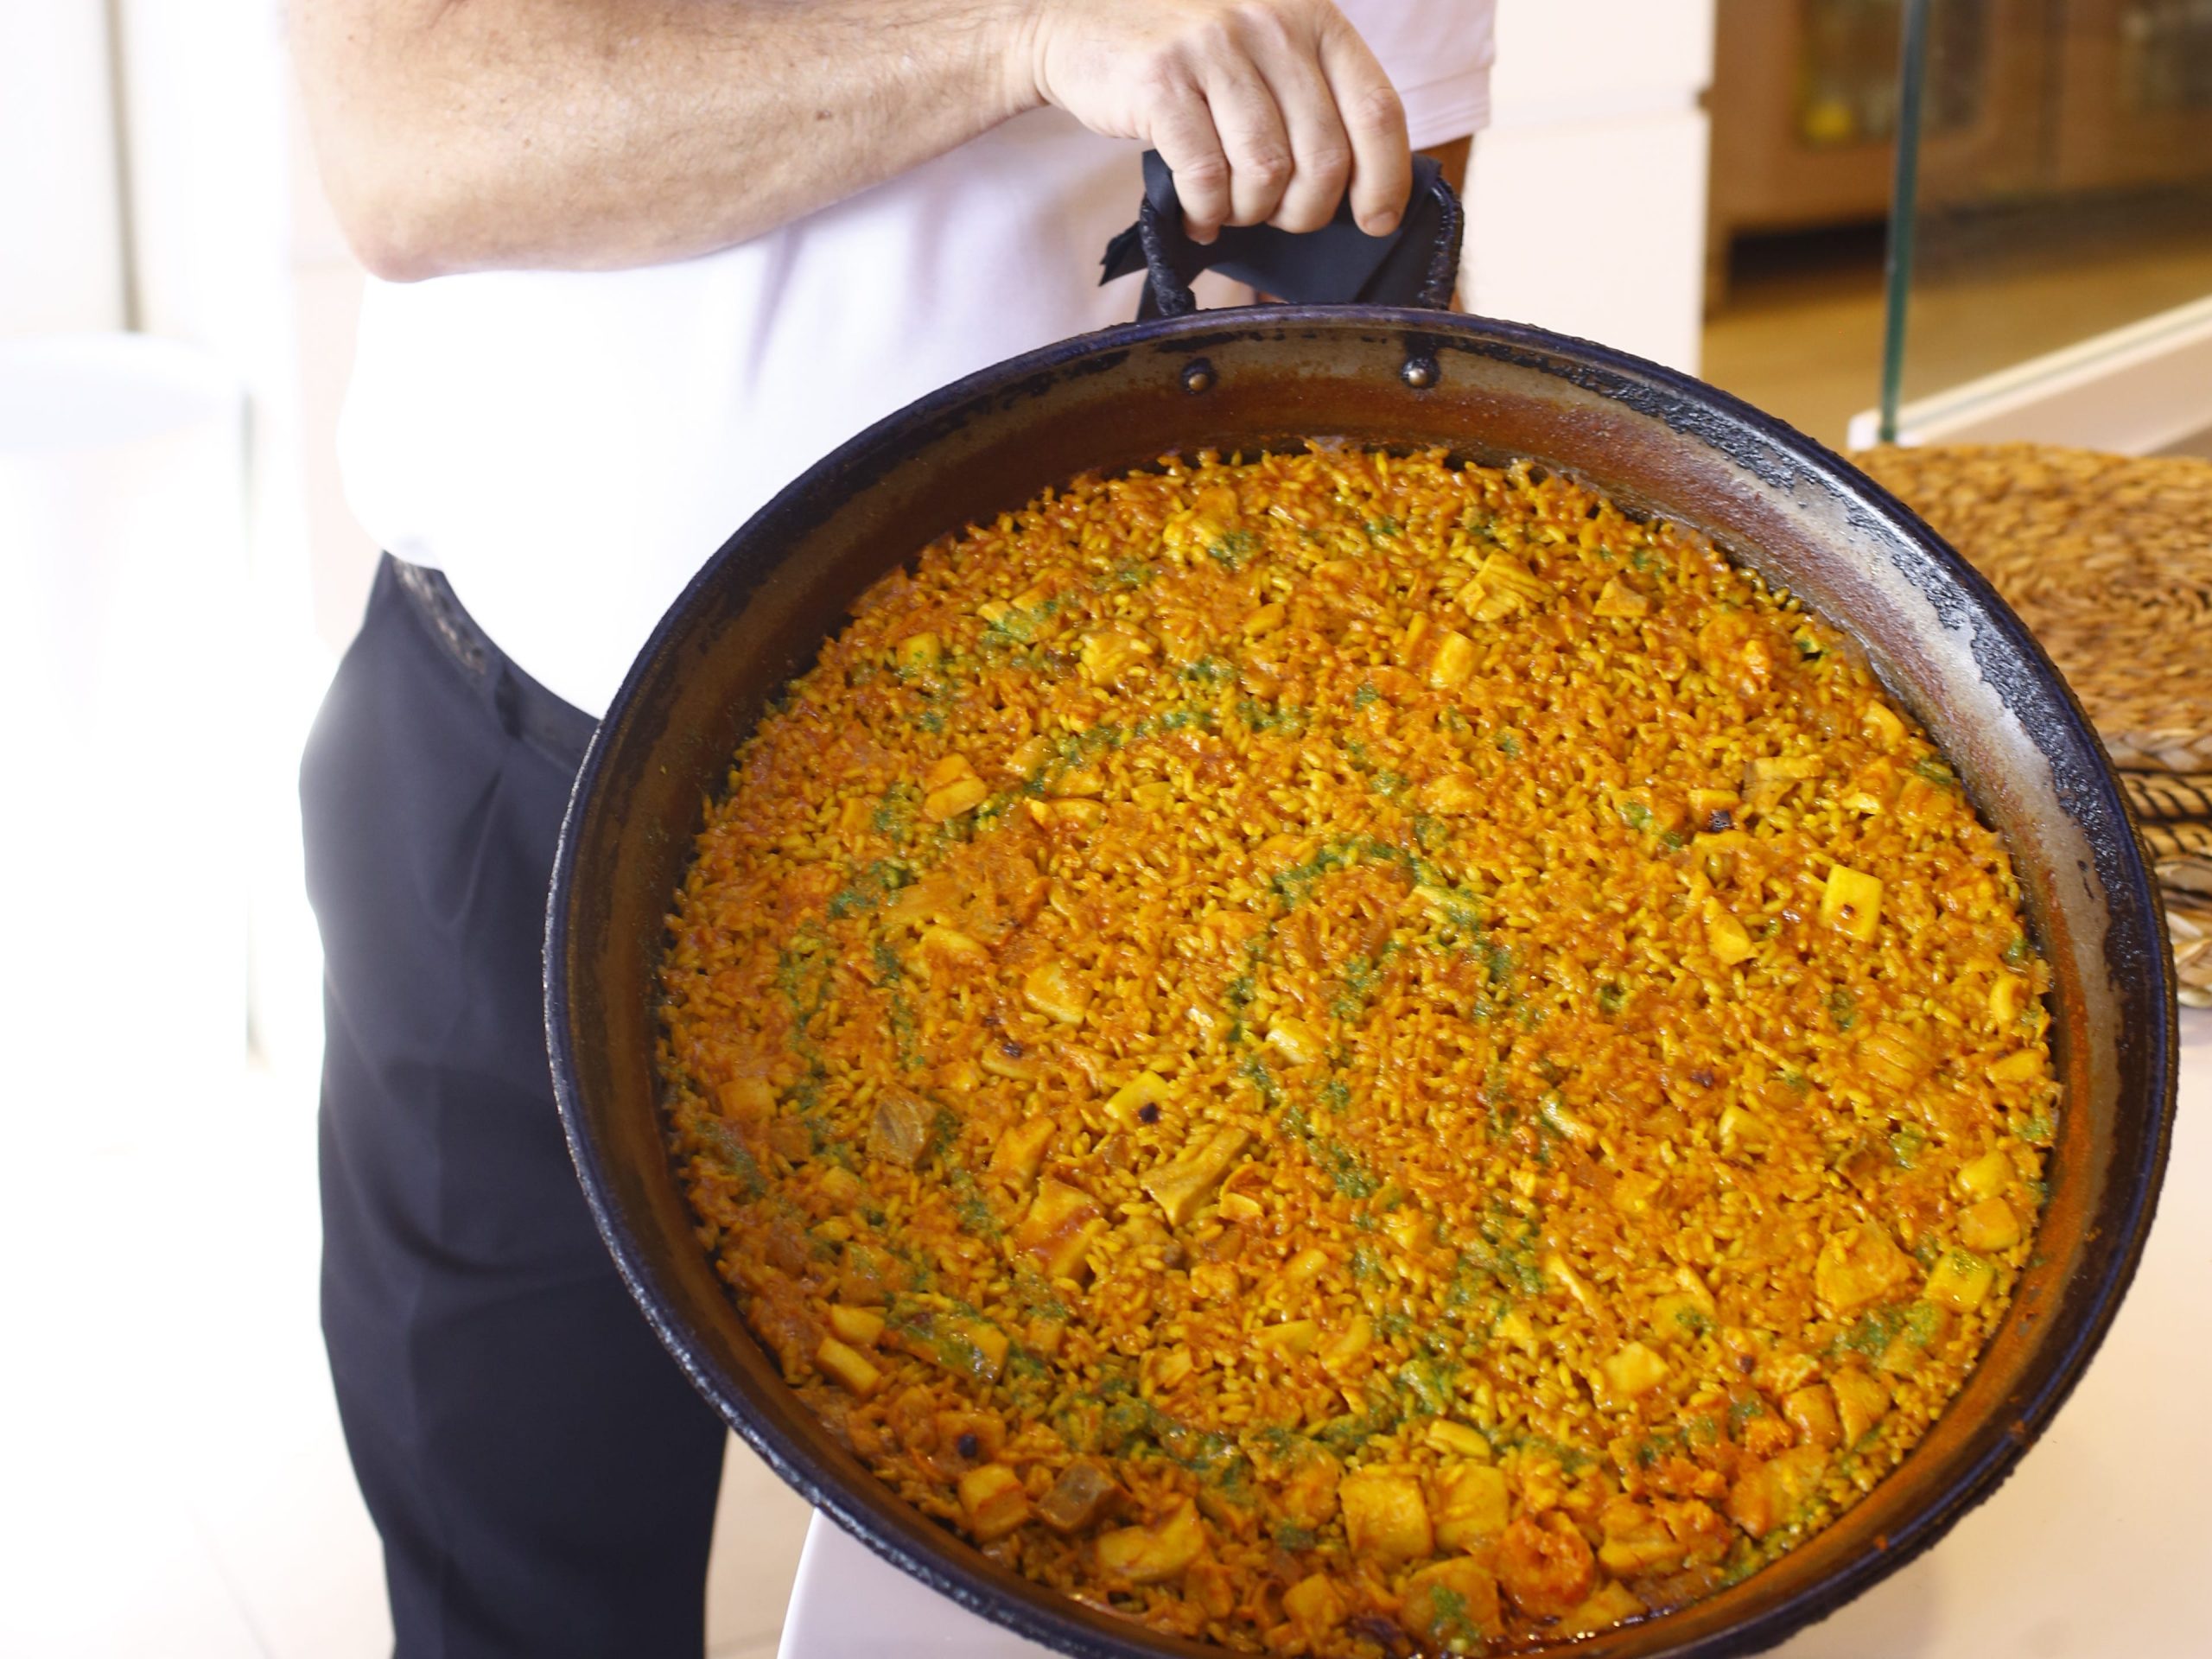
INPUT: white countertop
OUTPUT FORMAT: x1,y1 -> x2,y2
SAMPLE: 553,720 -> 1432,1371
781,1007 -> 2210,1658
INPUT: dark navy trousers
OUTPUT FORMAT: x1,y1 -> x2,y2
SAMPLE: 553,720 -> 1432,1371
302,556 -> 726,1657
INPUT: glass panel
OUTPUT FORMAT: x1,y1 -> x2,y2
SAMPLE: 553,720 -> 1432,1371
1879,0 -> 2212,443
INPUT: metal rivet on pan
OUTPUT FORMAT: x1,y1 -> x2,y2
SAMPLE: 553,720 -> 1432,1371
1180,359 -> 1216,396
1402,355 -> 1439,391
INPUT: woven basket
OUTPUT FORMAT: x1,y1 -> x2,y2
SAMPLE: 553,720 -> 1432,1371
1858,442 -> 2212,1006
1857,444 -> 2212,771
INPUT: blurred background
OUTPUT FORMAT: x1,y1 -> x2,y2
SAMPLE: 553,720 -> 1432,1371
3,3 -> 2207,1656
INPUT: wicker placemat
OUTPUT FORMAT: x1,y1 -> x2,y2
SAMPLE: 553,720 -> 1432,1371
1856,442 -> 2212,1006
1856,443 -> 2212,772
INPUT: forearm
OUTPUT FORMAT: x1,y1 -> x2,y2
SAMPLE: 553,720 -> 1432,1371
294,0 -> 1033,281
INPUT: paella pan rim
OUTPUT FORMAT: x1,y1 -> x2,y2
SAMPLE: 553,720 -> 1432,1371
547,304 -> 2177,1659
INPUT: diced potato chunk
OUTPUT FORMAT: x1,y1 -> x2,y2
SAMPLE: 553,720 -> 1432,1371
1340,1470 -> 1433,1562
1103,1071 -> 1173,1128
894,632 -> 941,671
1831,1367 -> 1892,1445
1014,1179 -> 1104,1281
814,1337 -> 883,1398
1958,1194 -> 2023,1252
1814,1224 -> 1914,1313
1925,1248 -> 1996,1312
917,924 -> 984,966
1426,1420 -> 1491,1459
1783,1383 -> 1842,1449
1096,1499 -> 1207,1585
1022,962 -> 1090,1025
1602,1341 -> 1670,1402
1727,1445 -> 1827,1540
1593,579 -> 1650,620
1282,1246 -> 1331,1283
1821,863 -> 1884,940
1038,1459 -> 1122,1535
1433,1462 -> 1510,1550
1429,628 -> 1476,688
1959,1148 -> 2014,1203
1254,1319 -> 1319,1357
818,1166 -> 861,1205
988,1116 -> 1056,1187
957,1463 -> 1031,1541
1989,1049 -> 2044,1084
1707,908 -> 1757,966
827,1305 -> 885,1347
1266,1019 -> 1324,1066
1281,1574 -> 1346,1631
1400,1556 -> 1502,1651
1141,1125 -> 1252,1225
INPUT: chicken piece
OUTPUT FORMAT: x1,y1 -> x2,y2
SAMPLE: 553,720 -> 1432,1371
1830,1367 -> 1893,1445
1858,1020 -> 1934,1092
1429,628 -> 1476,689
1597,1497 -> 1685,1576
1276,1446 -> 1344,1531
1013,1179 -> 1105,1281
1557,1580 -> 1645,1638
1600,1341 -> 1670,1406
988,1116 -> 1056,1189
1339,1471 -> 1433,1564
1433,1462 -> 1509,1551
1814,1224 -> 1914,1313
1141,1125 -> 1253,1226
957,1464 -> 1031,1541
1022,962 -> 1090,1026
866,1088 -> 937,1168
1783,1383 -> 1843,1450
1400,1557 -> 1501,1652
1593,579 -> 1650,620
1497,1512 -> 1596,1619
1095,1499 -> 1208,1585
1038,1459 -> 1123,1535
1281,1574 -> 1346,1634
1727,1445 -> 1828,1541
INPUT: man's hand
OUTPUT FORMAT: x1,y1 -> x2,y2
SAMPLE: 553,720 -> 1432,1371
1020,3 -> 1409,243
293,0 -> 1414,282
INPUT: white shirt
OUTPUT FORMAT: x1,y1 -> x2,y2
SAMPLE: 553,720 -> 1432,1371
338,3 -> 1496,717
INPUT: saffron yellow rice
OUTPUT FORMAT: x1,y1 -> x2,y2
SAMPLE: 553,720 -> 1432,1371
657,448 -> 2055,1655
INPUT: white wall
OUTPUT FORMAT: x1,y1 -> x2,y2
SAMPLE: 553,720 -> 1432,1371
1467,0 -> 1715,374
0,1 -> 128,334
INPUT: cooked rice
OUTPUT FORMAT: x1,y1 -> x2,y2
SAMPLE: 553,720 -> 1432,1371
657,448 -> 2055,1655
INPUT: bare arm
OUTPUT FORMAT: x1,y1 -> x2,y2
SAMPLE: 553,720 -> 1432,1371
294,0 -> 1413,282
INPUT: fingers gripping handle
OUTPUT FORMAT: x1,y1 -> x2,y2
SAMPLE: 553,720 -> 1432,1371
1102,150 -> 1464,320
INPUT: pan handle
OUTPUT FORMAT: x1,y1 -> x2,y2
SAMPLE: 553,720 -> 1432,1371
1100,150 -> 1464,321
